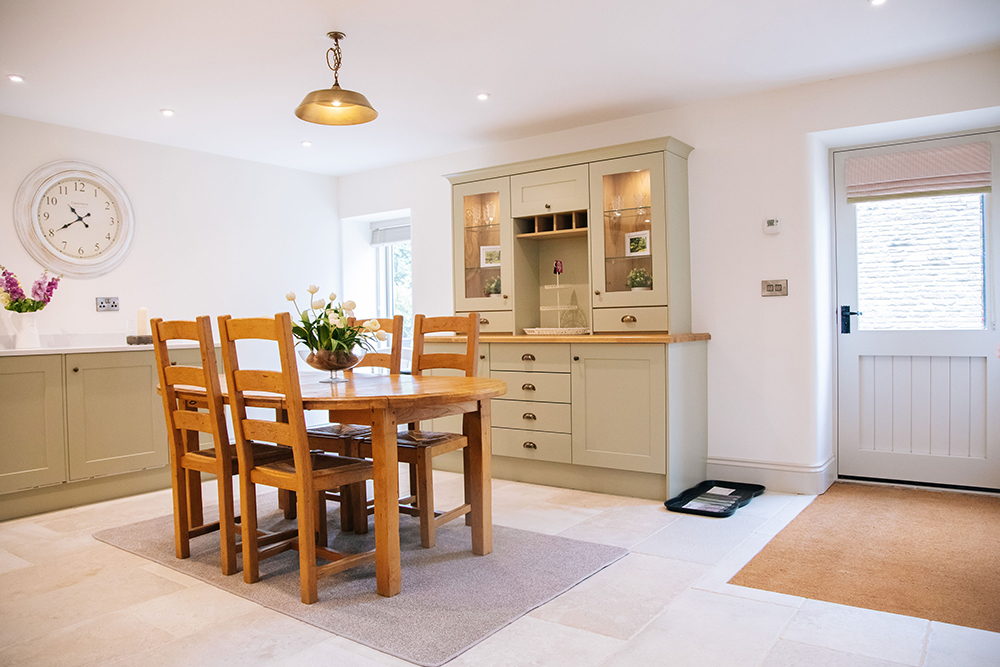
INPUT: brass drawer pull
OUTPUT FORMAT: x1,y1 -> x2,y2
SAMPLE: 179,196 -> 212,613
523,442 -> 537,449
521,383 -> 536,391
522,412 -> 537,420
480,318 -> 489,325
621,315 -> 637,323
521,353 -> 535,361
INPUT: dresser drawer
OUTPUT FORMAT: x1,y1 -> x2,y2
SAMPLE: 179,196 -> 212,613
461,310 -> 513,334
490,343 -> 571,373
492,428 -> 572,464
592,306 -> 669,333
510,165 -> 590,217
493,399 -> 572,433
491,370 -> 570,403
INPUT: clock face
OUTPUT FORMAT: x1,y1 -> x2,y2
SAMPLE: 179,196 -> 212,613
14,161 -> 135,278
36,177 -> 123,260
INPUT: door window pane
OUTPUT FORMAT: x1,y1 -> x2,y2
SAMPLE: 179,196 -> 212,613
856,194 -> 985,330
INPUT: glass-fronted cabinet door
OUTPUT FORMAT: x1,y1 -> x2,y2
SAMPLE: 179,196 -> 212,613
589,153 -> 667,309
452,177 -> 513,313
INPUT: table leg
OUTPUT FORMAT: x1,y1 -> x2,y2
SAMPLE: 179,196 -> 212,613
371,406 -> 401,597
464,399 -> 493,556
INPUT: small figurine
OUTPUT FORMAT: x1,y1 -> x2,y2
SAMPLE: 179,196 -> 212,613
553,260 -> 563,275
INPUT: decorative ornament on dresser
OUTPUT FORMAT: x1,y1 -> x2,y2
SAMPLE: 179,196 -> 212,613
14,161 -> 135,278
286,285 -> 386,383
1,265 -> 60,349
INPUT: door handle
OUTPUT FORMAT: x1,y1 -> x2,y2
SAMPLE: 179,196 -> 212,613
840,305 -> 863,334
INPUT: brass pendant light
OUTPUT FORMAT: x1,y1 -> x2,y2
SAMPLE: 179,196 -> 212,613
295,31 -> 378,126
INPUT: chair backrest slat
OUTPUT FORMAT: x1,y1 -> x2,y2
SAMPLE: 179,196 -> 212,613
172,408 -> 214,434
164,364 -> 208,389
243,419 -> 294,447
411,313 -> 479,378
233,368 -> 285,395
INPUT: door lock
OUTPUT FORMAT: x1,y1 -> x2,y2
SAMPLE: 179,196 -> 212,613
840,305 -> 863,334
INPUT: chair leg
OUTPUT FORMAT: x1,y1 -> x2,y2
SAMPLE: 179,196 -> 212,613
240,481 -> 261,584
463,446 -> 473,527
316,491 -> 328,546
217,472 -> 238,576
186,469 -> 204,527
339,485 -> 356,533
279,489 -> 297,520
297,489 -> 319,604
416,448 -> 436,548
171,462 -> 191,560
408,463 -> 419,507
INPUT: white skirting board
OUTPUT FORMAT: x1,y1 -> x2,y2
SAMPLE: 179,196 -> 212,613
705,455 -> 837,495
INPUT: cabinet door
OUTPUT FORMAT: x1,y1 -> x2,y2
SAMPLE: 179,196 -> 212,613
65,351 -> 168,480
0,355 -> 67,494
511,165 -> 589,217
571,344 -> 666,474
590,153 -> 667,310
453,177 -> 513,313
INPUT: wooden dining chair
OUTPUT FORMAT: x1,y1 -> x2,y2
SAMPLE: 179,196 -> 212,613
355,312 -> 480,548
151,315 -> 292,576
305,315 -> 404,531
218,312 -> 377,604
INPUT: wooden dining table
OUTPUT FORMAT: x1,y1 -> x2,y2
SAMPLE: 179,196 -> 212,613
172,370 -> 507,597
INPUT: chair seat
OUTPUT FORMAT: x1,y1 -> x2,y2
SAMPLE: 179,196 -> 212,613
182,441 -> 291,468
307,423 -> 375,440
256,453 -> 373,481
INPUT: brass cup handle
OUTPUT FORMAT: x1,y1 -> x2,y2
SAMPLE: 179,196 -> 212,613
523,412 -> 537,420
621,315 -> 637,323
521,383 -> 536,391
522,353 -> 535,361
480,318 -> 489,325
523,442 -> 537,450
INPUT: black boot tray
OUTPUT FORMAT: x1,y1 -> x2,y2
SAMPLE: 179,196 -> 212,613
665,480 -> 765,518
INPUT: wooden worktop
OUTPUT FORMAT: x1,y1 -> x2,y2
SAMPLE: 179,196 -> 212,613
429,332 -> 711,344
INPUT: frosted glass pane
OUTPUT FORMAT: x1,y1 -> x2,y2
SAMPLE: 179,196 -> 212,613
856,194 -> 985,330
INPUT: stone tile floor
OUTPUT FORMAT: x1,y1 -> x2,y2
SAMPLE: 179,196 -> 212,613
0,471 -> 997,666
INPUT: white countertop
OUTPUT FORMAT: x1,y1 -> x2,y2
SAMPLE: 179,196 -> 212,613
0,333 -> 198,357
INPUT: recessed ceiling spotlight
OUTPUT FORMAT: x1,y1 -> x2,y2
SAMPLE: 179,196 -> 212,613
160,109 -> 175,116
8,74 -> 24,82
477,93 -> 490,101
301,141 -> 313,147
869,0 -> 886,5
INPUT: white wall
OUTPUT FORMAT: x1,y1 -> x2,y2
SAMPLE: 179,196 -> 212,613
0,115 -> 341,369
337,49 -> 1000,493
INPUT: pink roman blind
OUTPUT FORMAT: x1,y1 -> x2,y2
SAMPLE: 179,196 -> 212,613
845,141 -> 992,203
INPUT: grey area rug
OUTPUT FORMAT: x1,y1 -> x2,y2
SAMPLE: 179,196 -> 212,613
93,494 -> 627,666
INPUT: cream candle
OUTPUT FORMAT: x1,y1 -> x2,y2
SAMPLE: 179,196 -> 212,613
137,307 -> 149,335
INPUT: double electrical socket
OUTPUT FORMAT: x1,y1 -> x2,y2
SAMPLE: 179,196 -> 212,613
96,297 -> 119,311
761,280 -> 788,297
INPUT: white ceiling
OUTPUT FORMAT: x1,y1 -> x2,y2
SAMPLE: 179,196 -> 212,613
2,0 -> 998,176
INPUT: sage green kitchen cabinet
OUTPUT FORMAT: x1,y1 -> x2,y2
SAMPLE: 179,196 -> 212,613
0,355 -> 66,494
65,351 -> 169,480
570,343 -> 666,474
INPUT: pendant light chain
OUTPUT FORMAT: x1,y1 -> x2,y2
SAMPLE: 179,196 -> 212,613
326,39 -> 343,86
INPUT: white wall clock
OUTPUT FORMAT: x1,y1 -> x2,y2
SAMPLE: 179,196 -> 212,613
13,160 -> 135,278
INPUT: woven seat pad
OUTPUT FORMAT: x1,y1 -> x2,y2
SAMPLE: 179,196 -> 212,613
307,423 -> 374,439
183,441 -> 292,465
258,453 -> 372,477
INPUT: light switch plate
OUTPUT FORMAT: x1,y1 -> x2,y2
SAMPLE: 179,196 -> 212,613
761,280 -> 788,296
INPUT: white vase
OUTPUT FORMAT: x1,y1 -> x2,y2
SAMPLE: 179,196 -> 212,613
12,311 -> 42,349
630,286 -> 651,291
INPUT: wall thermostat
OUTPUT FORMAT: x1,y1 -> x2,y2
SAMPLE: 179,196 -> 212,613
764,218 -> 780,234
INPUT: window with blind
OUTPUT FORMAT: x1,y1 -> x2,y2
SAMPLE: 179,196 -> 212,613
843,136 -> 993,331
371,218 -> 413,339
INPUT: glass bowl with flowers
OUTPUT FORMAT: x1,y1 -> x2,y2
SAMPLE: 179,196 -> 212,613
286,285 -> 386,383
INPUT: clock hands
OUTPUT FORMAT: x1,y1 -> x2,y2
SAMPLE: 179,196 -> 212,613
57,206 -> 91,231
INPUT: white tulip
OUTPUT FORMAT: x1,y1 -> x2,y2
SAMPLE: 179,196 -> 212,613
375,330 -> 387,341
342,300 -> 356,311
311,298 -> 325,310
363,319 -> 378,331
285,291 -> 296,301
307,284 -> 319,294
329,314 -> 343,328
345,309 -> 355,318
329,292 -> 337,301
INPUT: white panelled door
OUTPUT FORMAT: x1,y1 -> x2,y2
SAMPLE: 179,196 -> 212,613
835,130 -> 1000,489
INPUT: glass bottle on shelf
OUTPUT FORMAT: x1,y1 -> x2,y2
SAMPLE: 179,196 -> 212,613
589,154 -> 667,309
452,177 -> 512,313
